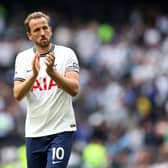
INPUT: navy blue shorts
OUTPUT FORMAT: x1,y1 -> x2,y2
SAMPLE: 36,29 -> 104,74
26,131 -> 75,168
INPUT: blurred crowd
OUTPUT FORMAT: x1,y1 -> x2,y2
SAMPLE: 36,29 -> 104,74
0,2 -> 168,168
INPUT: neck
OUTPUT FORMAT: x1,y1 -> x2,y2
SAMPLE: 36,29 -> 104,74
33,43 -> 55,57
35,43 -> 52,55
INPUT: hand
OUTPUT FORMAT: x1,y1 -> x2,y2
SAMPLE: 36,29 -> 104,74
44,52 -> 55,75
32,52 -> 40,77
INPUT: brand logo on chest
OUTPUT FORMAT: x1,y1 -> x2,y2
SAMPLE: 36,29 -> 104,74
31,78 -> 58,91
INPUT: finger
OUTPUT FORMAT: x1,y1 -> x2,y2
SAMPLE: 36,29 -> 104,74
35,52 -> 40,61
50,52 -> 55,57
47,52 -> 55,60
49,52 -> 55,60
46,56 -> 53,65
44,59 -> 50,66
36,51 -> 40,56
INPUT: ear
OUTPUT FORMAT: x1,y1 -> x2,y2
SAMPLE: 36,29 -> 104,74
49,26 -> 52,36
27,32 -> 32,40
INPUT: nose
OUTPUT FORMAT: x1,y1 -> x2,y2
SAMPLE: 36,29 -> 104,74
40,28 -> 45,35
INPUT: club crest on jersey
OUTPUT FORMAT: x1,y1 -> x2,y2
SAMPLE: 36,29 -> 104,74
31,78 -> 58,91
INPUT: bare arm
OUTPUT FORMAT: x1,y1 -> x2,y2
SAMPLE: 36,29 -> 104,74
13,52 -> 40,101
13,74 -> 37,101
48,70 -> 80,96
45,52 -> 80,96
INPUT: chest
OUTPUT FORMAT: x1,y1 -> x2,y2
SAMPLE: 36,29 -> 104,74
27,55 -> 66,92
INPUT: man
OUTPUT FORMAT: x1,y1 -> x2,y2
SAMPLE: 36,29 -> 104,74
13,11 -> 80,168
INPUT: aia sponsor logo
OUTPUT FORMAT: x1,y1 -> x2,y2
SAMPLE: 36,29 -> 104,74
31,78 -> 58,91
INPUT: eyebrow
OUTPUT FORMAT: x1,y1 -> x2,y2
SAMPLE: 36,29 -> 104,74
33,25 -> 49,32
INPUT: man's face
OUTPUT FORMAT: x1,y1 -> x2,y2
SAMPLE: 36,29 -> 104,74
27,17 -> 52,48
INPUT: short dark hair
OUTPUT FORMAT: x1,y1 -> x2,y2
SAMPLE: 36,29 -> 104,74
24,11 -> 50,32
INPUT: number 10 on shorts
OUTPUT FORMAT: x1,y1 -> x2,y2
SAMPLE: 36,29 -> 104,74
52,147 -> 65,163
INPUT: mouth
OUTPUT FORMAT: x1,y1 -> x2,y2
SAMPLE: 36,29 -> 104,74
39,38 -> 50,47
40,38 -> 48,41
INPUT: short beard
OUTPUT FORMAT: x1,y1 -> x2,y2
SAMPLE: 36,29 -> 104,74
36,40 -> 50,48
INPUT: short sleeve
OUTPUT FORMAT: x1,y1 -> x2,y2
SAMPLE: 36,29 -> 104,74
14,53 -> 27,81
65,49 -> 80,73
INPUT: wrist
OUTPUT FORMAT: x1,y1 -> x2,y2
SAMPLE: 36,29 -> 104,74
47,68 -> 55,77
30,73 -> 38,80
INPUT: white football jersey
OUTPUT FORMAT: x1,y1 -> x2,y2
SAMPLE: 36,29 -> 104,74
14,44 -> 79,137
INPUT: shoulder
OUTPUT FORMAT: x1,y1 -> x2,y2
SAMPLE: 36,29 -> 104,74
16,48 -> 33,59
54,44 -> 75,55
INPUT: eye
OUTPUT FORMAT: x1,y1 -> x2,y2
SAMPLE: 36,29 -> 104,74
43,26 -> 49,30
34,28 -> 40,32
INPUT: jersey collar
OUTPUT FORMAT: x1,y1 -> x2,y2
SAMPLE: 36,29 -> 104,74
33,43 -> 55,57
